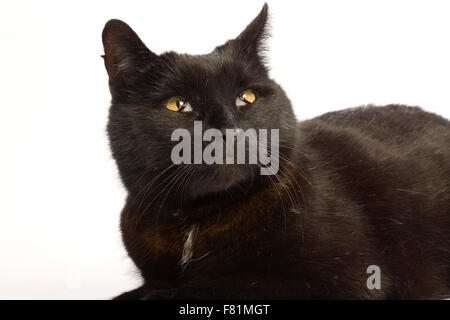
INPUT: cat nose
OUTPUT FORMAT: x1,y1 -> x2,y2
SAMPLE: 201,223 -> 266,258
211,104 -> 237,126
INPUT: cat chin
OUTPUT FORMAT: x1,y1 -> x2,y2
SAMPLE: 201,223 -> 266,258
186,164 -> 253,198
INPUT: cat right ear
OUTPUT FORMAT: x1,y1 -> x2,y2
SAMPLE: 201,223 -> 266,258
102,19 -> 157,98
215,4 -> 269,65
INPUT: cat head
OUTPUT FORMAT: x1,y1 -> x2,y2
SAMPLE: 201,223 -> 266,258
102,4 -> 297,204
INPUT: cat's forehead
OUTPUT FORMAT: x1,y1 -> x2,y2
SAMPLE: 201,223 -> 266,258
161,51 -> 257,87
173,52 -> 244,73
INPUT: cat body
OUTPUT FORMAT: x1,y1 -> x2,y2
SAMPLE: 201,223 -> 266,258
102,5 -> 450,299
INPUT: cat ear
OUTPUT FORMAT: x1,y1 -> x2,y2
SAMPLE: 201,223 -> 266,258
102,19 -> 157,97
218,3 -> 269,62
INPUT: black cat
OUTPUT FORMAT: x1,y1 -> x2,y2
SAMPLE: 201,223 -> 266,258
102,4 -> 450,299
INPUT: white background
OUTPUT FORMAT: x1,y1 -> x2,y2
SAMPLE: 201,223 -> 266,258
1,0 -> 449,299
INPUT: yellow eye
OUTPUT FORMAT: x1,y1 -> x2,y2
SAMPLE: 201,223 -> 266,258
165,97 -> 192,112
236,89 -> 256,107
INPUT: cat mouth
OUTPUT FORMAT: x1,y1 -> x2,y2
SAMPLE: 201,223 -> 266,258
186,163 -> 255,198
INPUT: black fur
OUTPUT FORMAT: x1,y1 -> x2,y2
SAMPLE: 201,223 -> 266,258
102,4 -> 450,299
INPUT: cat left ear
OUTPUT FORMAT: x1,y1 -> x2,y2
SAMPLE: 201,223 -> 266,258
102,19 -> 158,98
218,3 -> 269,62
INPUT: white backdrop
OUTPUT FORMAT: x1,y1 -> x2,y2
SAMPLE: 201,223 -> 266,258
1,0 -> 449,299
